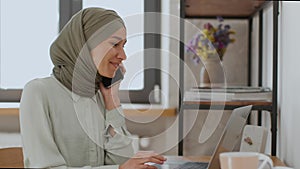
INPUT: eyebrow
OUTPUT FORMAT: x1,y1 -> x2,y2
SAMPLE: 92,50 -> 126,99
111,36 -> 124,41
111,36 -> 127,45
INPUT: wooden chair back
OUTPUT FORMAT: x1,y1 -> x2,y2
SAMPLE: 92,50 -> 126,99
0,147 -> 24,168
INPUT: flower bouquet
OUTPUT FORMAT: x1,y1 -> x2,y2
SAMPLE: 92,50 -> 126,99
186,17 -> 235,64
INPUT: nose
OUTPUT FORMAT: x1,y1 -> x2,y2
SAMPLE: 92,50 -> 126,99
117,48 -> 127,60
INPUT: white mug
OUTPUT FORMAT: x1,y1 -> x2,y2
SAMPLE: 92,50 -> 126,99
219,152 -> 273,169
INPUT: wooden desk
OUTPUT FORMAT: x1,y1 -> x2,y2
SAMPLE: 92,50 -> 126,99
184,156 -> 286,167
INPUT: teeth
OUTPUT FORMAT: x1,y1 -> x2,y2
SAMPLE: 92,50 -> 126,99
111,62 -> 120,68
113,63 -> 119,68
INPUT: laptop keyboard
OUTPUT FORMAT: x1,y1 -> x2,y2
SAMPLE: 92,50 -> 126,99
173,162 -> 209,169
153,162 -> 209,169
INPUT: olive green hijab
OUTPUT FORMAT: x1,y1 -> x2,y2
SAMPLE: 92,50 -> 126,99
50,7 -> 125,97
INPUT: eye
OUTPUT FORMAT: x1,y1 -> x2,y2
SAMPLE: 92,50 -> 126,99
111,43 -> 119,47
111,42 -> 125,48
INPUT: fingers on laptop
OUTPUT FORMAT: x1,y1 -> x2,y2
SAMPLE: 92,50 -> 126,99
139,156 -> 165,164
134,151 -> 167,166
142,164 -> 158,169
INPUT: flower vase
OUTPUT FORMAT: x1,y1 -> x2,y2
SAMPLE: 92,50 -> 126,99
199,57 -> 225,88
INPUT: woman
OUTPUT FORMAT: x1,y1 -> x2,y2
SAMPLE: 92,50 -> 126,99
20,7 -> 165,169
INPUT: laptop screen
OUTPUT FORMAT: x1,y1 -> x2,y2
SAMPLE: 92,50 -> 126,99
207,105 -> 252,169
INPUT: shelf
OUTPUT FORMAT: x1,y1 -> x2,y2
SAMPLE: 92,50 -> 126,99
184,0 -> 269,18
179,0 -> 279,156
183,100 -> 272,111
184,100 -> 272,106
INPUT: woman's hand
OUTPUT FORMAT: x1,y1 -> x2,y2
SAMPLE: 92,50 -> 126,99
100,64 -> 126,110
119,151 -> 167,169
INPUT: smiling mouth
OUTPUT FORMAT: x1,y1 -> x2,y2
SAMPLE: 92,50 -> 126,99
110,62 -> 120,69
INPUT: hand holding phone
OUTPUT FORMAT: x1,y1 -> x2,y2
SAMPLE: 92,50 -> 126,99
99,67 -> 124,110
101,68 -> 124,88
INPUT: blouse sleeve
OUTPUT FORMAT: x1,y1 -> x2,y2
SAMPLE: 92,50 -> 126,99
20,80 -> 121,169
104,107 -> 134,165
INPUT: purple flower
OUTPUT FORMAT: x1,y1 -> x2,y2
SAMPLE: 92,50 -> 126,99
204,23 -> 213,30
216,16 -> 224,22
185,16 -> 235,63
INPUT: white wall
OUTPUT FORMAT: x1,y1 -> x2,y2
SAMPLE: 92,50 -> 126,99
278,2 -> 300,168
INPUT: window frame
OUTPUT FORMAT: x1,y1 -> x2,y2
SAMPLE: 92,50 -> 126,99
0,0 -> 161,104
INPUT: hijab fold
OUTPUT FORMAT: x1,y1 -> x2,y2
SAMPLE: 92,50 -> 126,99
50,7 -> 125,97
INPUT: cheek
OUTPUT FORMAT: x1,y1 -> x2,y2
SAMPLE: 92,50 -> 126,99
98,50 -> 115,71
102,49 -> 116,62
92,48 -> 109,68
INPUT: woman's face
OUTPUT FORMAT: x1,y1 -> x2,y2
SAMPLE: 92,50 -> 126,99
91,27 -> 127,78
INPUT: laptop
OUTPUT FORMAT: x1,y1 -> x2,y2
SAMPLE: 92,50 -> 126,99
153,105 -> 253,169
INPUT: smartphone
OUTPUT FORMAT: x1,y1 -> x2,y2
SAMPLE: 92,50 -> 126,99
101,68 -> 124,88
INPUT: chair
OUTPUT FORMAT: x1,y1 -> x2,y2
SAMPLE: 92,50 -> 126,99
0,147 -> 24,168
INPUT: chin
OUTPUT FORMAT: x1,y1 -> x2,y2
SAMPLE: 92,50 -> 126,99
99,68 -> 116,78
102,72 -> 115,78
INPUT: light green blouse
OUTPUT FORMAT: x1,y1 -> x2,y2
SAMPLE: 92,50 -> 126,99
20,76 -> 134,168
